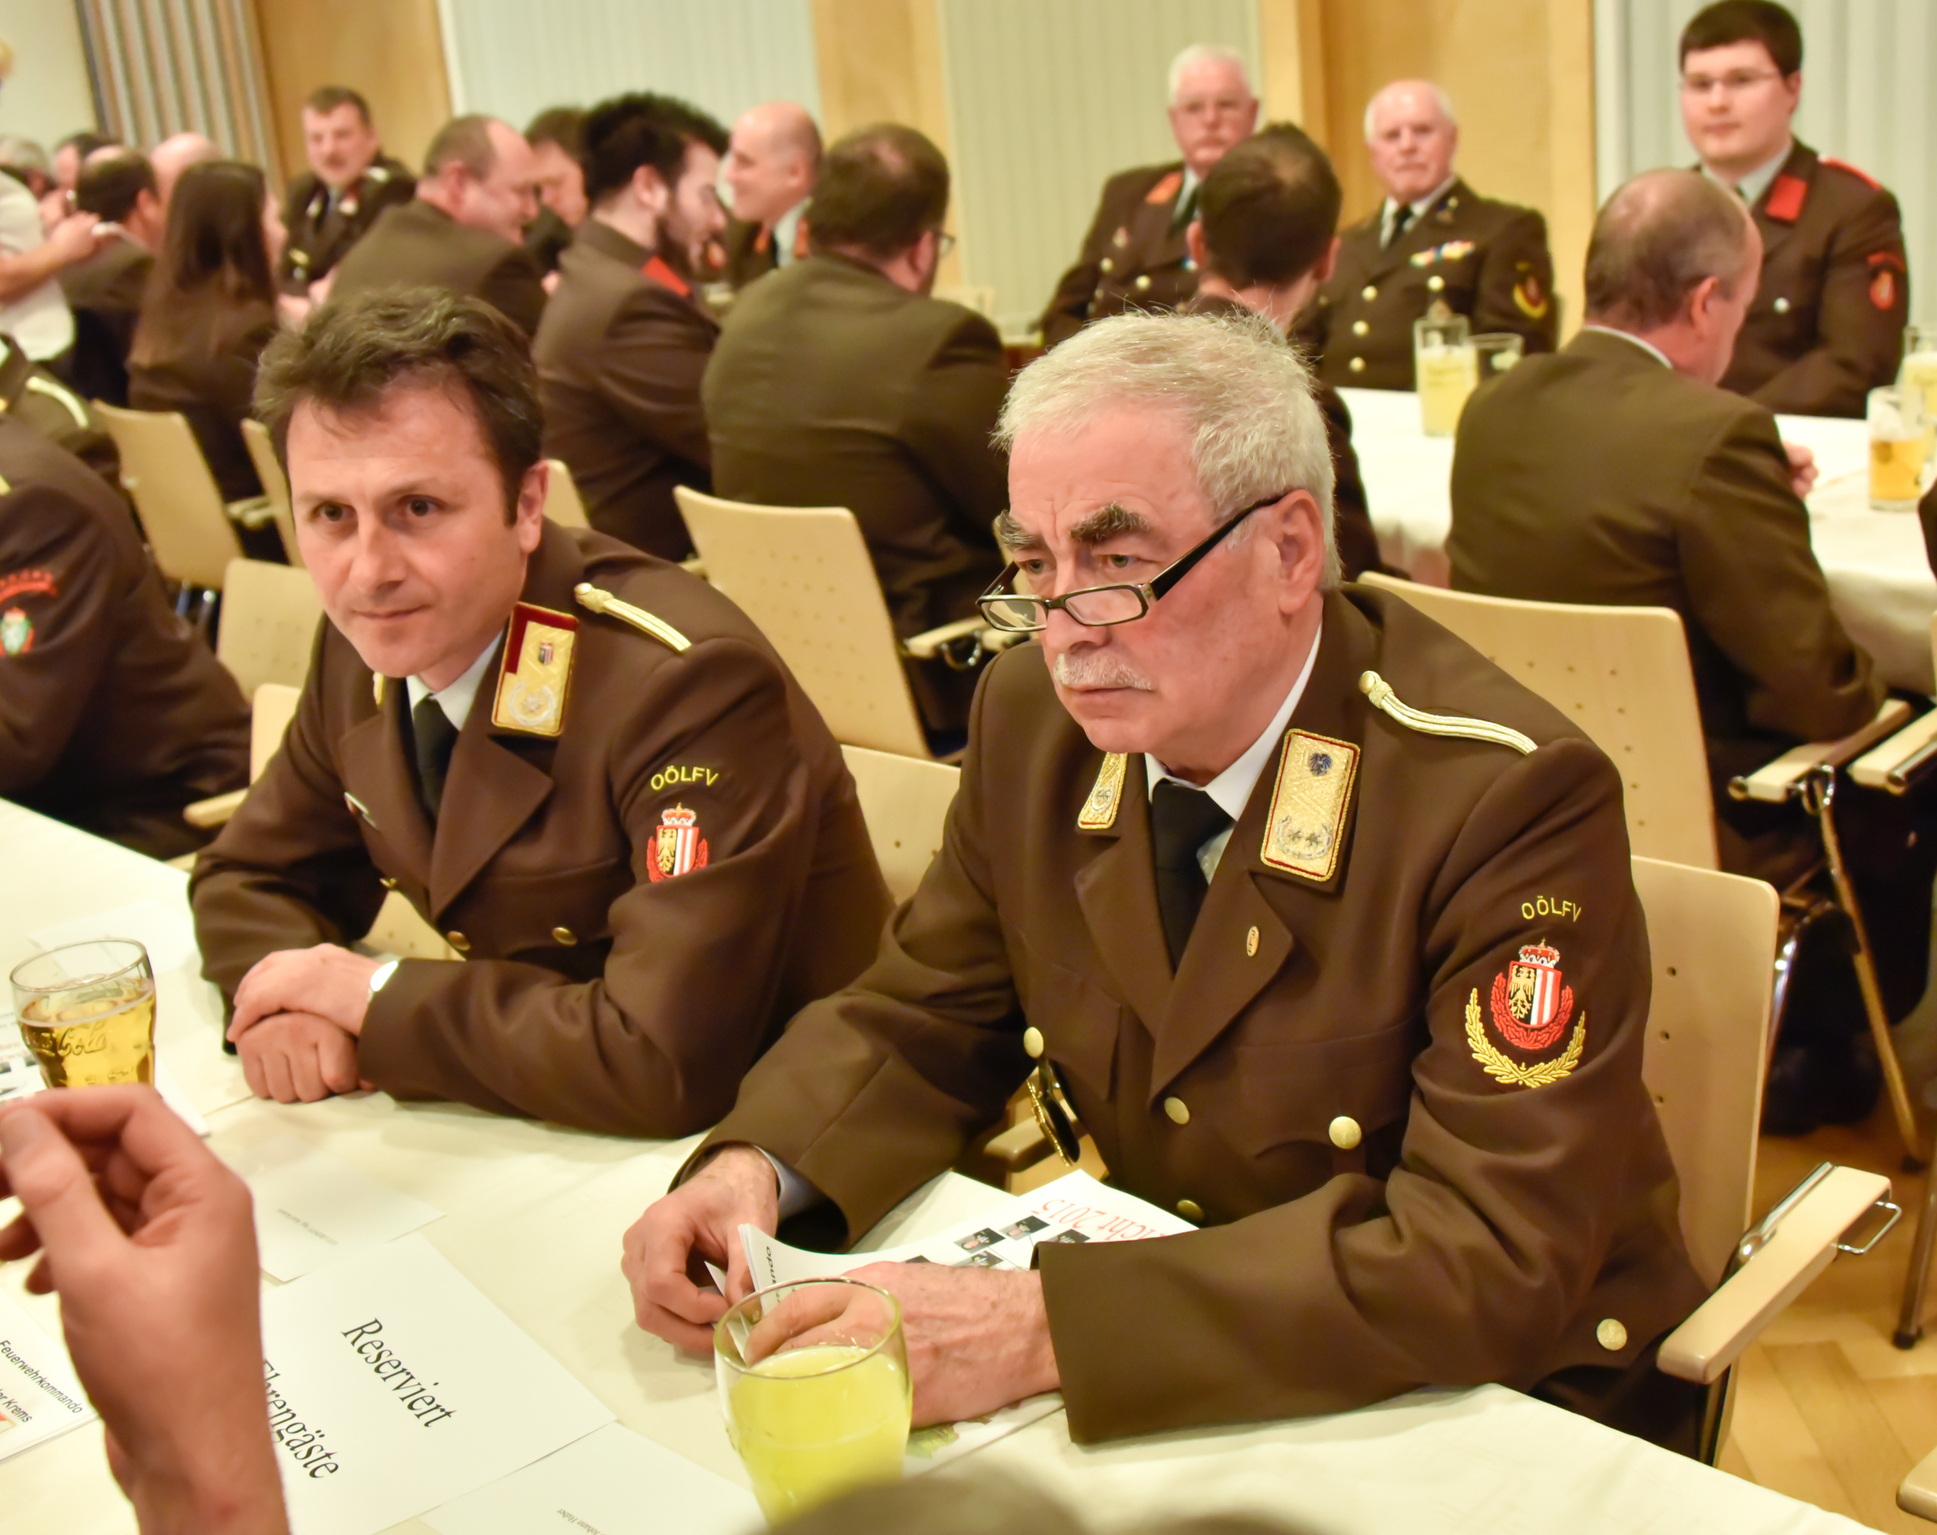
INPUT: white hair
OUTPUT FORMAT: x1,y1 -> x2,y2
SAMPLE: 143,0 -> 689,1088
997,312 -> 1339,587
1168,43 -> 1254,101
1363,81 -> 1457,140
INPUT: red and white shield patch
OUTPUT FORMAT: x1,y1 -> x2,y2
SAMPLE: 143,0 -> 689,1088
649,805 -> 709,882
1467,940 -> 1585,1089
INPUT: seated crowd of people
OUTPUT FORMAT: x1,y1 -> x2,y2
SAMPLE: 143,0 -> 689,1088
0,2 -> 1934,1530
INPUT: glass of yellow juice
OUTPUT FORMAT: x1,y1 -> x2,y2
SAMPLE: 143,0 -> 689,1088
1868,384 -> 1931,511
715,1277 -> 912,1524
1902,325 -> 1937,425
10,940 -> 156,1088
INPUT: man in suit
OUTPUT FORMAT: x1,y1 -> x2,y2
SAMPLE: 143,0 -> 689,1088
718,101 -> 820,292
534,93 -> 728,559
191,290 -> 888,1131
1180,123 -> 1382,581
1301,81 -> 1556,390
0,412 -> 248,857
523,106 -> 587,275
627,311 -> 1706,1450
1037,44 -> 1258,348
328,116 -> 545,338
277,87 -> 416,303
62,150 -> 160,405
1679,0 -> 1908,418
702,124 -> 1007,738
1448,169 -> 1915,1132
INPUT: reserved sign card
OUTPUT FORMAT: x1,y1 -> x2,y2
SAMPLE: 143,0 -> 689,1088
259,1233 -> 614,1535
232,1135 -> 442,1281
0,1288 -> 96,1463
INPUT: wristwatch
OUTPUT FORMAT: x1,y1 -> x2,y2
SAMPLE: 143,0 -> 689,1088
368,959 -> 399,998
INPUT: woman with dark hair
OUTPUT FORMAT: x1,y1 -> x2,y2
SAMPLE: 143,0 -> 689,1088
128,158 -> 284,504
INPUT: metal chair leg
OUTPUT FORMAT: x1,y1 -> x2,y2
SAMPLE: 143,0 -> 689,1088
1898,1160 -> 1937,1347
1806,765 -> 1922,1167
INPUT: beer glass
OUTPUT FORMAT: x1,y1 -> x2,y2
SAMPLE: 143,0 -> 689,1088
10,940 -> 156,1088
1902,324 -> 1937,424
715,1278 -> 911,1523
1868,384 -> 1932,511
1414,309 -> 1473,437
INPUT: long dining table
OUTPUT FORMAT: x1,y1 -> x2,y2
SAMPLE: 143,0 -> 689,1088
1341,386 -> 1937,696
0,801 -> 1869,1534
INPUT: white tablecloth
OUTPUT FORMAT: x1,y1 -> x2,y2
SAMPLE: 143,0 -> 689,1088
0,804 -> 1865,1533
1341,387 -> 1937,694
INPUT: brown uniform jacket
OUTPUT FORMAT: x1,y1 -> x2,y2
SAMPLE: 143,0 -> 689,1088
328,199 -> 547,339
0,415 -> 248,856
1299,179 -> 1557,391
703,254 -> 1007,644
534,221 -> 717,561
702,588 -> 1705,1442
190,522 -> 890,1136
128,303 -> 278,503
1719,141 -> 1909,419
0,332 -> 119,485
278,157 -> 417,295
719,214 -> 809,292
1180,292 -> 1384,581
59,237 -> 151,406
1038,161 -> 1198,348
1447,328 -> 1882,873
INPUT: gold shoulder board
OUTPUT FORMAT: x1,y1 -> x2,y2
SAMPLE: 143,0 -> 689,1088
573,582 -> 690,653
1358,671 -> 1535,755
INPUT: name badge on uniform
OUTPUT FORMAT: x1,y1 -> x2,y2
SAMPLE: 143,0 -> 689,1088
492,602 -> 578,737
1261,731 -> 1359,882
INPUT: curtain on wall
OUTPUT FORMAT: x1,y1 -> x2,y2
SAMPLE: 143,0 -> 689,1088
76,0 -> 278,165
1596,0 -> 1933,317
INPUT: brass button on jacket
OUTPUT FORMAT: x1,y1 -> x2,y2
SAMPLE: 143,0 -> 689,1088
445,931 -> 471,953
1163,1096 -> 1190,1125
1022,1025 -> 1045,1059
551,926 -> 578,946
1176,1198 -> 1204,1222
1328,1115 -> 1362,1150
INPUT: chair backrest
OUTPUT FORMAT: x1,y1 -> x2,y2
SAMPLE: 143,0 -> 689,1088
1632,855 -> 1780,1288
544,458 -> 591,529
675,487 -> 932,759
93,401 -> 243,590
240,418 -> 302,569
841,744 -> 961,903
217,559 -> 324,698
249,682 -> 301,779
1361,573 -> 1718,869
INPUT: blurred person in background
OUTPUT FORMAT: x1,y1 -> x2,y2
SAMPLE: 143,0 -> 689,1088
718,101 -> 820,291
278,85 -> 415,304
524,105 -> 587,276
62,149 -> 162,403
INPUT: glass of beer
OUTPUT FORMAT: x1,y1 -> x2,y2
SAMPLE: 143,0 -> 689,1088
1868,384 -> 1932,511
10,940 -> 156,1088
1414,308 -> 1473,437
715,1277 -> 912,1523
1902,324 -> 1937,425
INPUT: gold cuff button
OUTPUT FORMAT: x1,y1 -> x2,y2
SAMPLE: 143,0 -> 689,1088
1245,925 -> 1260,957
379,876 -> 398,890
1022,1026 -> 1045,1059
1327,1115 -> 1362,1150
1348,356 -> 1366,373
1351,320 -> 1369,336
1361,284 -> 1378,301
445,931 -> 471,953
1773,295 -> 1791,314
551,926 -> 578,946
1099,256 -> 1114,273
1176,1198 -> 1204,1222
1163,1096 -> 1190,1125
1596,1318 -> 1628,1352
1134,274 -> 1152,292
1427,274 -> 1445,292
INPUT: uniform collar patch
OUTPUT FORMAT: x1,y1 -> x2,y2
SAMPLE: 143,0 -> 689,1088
1764,173 -> 1808,223
1077,753 -> 1128,831
1260,730 -> 1358,882
492,602 -> 578,736
641,253 -> 692,298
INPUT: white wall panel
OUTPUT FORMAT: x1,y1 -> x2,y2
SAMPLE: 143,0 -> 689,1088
438,0 -> 820,139
0,0 -> 101,143
1597,0 -> 1934,328
938,0 -> 1260,336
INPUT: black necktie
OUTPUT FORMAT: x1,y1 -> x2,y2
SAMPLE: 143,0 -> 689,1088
1171,182 -> 1199,233
1150,780 -> 1232,969
1386,202 -> 1414,247
411,695 -> 458,820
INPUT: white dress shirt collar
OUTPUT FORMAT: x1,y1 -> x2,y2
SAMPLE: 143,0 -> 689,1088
773,199 -> 809,266
1581,323 -> 1674,370
1711,138 -> 1793,210
1382,175 -> 1458,244
403,630 -> 503,731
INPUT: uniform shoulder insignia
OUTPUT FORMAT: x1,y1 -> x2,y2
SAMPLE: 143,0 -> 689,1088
1819,156 -> 1882,192
1358,671 -> 1535,755
24,375 -> 89,429
1467,939 -> 1585,1089
573,582 -> 690,653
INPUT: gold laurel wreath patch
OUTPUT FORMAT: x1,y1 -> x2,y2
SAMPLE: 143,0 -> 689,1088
1465,988 -> 1585,1089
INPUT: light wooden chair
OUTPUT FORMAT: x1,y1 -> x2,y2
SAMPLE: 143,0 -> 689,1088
674,487 -> 989,760
240,418 -> 301,568
543,458 -> 590,529
840,744 -> 959,905
214,559 -> 322,701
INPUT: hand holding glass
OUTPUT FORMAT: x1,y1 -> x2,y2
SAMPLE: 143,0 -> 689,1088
11,939 -> 156,1088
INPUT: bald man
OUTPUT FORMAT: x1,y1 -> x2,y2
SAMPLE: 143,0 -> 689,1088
1037,43 -> 1258,348
718,101 -> 821,292
150,133 -> 220,212
1300,81 -> 1555,390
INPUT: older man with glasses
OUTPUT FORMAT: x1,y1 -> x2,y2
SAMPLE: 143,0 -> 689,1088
625,311 -> 1708,1453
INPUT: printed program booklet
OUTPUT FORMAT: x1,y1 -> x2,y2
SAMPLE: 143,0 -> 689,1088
0,1288 -> 96,1464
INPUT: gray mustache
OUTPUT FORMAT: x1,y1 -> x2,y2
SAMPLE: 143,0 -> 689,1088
1052,652 -> 1155,691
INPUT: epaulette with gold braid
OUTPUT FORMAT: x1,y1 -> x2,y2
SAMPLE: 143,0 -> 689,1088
573,582 -> 690,653
1358,670 -> 1535,755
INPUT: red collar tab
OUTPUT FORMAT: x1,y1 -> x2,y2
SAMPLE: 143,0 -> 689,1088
752,225 -> 773,254
1763,174 -> 1807,223
640,254 -> 691,298
1146,170 -> 1184,206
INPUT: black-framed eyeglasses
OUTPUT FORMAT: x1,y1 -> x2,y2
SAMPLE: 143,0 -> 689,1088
976,492 -> 1286,634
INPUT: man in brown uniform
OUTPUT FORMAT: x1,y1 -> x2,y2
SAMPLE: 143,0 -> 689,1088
523,107 -> 587,275
1180,123 -> 1382,581
0,413 -> 247,857
534,94 -> 727,560
190,291 -> 888,1133
277,87 -> 416,302
328,116 -> 545,338
1679,1 -> 1908,417
1036,44 -> 1257,348
61,150 -> 160,405
626,312 -> 1706,1449
718,101 -> 820,292
1300,81 -> 1556,390
1,331 -> 118,484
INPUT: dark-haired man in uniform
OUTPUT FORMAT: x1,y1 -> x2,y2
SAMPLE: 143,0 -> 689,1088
62,150 -> 160,405
278,87 -> 416,303
1678,0 -> 1908,417
1301,81 -> 1556,390
1037,44 -> 1257,348
534,93 -> 727,559
190,290 -> 888,1132
524,106 -> 588,276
